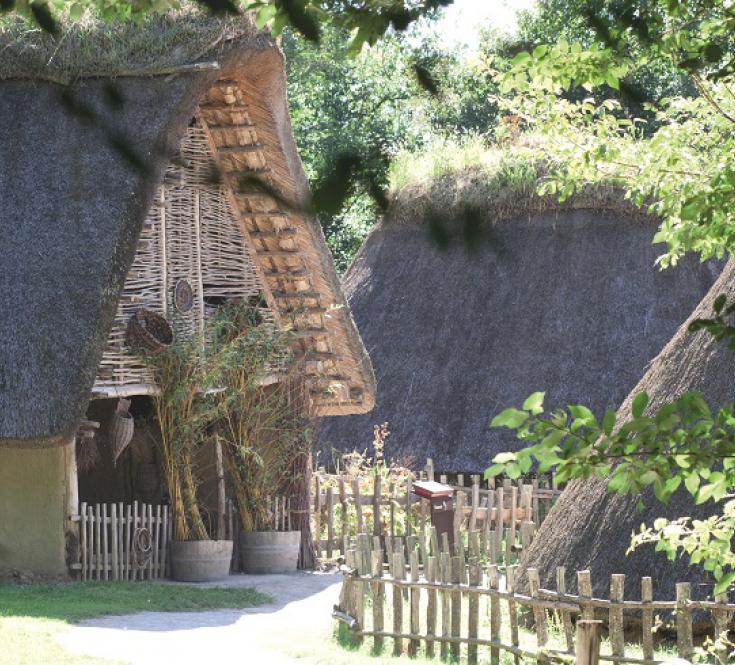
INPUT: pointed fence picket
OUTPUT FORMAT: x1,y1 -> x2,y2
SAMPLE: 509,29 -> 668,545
334,533 -> 735,665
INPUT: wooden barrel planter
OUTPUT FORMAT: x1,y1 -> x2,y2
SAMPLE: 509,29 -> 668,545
239,531 -> 300,574
170,540 -> 233,582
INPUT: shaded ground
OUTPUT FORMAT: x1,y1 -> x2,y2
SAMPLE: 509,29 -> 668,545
58,572 -> 342,664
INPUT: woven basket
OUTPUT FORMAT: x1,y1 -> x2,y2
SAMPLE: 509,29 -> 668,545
126,308 -> 173,353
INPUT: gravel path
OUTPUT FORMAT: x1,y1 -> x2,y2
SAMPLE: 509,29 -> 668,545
57,572 -> 342,664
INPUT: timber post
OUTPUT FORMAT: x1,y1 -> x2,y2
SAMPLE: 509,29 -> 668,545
575,620 -> 602,665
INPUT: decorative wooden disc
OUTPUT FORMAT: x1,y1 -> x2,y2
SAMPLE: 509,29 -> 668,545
174,279 -> 194,312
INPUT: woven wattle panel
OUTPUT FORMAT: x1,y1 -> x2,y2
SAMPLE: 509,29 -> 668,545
93,121 -> 267,394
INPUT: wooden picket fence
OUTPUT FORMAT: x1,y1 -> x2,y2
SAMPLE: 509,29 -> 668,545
312,458 -> 560,565
72,501 -> 170,581
335,533 -> 735,665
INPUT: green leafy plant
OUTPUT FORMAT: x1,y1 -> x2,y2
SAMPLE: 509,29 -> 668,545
146,329 -> 212,542
145,303 -> 311,539
487,389 -> 735,593
202,304 -> 313,533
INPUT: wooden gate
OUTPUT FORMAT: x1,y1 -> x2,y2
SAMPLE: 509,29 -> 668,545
71,501 -> 170,581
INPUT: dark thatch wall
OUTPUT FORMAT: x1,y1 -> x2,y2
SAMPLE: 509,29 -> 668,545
0,75 -> 207,447
517,260 -> 735,601
317,209 -> 720,472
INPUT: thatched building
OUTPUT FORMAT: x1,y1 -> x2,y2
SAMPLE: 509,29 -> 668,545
517,260 -> 735,602
0,12 -> 374,577
317,169 -> 719,471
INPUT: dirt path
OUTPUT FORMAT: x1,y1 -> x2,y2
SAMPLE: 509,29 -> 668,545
57,572 -> 342,664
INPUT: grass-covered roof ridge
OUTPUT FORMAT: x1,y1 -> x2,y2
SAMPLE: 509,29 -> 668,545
386,136 -> 643,226
0,6 -> 263,83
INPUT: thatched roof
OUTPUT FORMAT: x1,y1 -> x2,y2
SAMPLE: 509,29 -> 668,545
517,260 -> 735,601
0,14 -> 375,448
316,172 -> 719,471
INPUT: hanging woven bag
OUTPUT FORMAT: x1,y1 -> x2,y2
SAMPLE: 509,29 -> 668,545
110,398 -> 135,466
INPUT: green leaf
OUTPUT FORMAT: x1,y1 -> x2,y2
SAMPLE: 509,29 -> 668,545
602,409 -> 616,436
506,463 -> 522,480
255,4 -> 277,29
569,404 -> 595,422
484,464 -> 504,479
532,44 -> 548,59
685,472 -> 700,495
511,52 -> 531,67
714,293 -> 727,314
714,571 -> 735,595
522,391 -> 546,414
680,198 -> 703,221
632,392 -> 649,418
605,71 -> 620,90
490,408 -> 528,429
664,475 -> 681,495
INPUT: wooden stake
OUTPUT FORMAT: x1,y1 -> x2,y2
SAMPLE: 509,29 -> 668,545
468,557 -> 480,665
450,555 -> 462,661
506,565 -> 520,665
326,487 -> 334,559
528,568 -> 548,663
676,582 -> 694,661
372,549 -> 384,653
80,502 -> 88,581
575,620 -> 602,665
314,475 -> 322,554
373,474 -> 381,538
339,476 -> 348,553
440,551 -> 450,661
641,577 -> 653,662
578,570 -> 594,620
392,551 -> 404,656
426,556 -> 437,658
408,551 -> 420,656
489,564 -> 501,665
556,567 -> 575,652
609,574 -> 625,658
352,478 -> 364,534
214,435 -> 226,541
110,503 -> 119,581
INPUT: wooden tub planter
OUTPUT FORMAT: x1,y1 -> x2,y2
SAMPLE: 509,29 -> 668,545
239,530 -> 300,574
170,539 -> 233,582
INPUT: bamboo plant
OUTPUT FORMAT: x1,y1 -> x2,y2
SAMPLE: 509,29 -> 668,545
204,305 -> 314,534
144,303 -> 313,541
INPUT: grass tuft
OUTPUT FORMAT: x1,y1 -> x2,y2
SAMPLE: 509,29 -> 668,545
0,5 -> 259,82
385,136 -> 635,228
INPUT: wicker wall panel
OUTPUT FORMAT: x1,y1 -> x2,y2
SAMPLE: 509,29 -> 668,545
93,121 -> 267,396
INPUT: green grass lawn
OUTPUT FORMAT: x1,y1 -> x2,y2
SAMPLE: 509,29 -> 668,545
0,581 -> 270,665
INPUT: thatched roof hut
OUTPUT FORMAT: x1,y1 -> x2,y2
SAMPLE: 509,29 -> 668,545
317,166 -> 719,471
517,260 -> 735,601
0,11 -> 375,450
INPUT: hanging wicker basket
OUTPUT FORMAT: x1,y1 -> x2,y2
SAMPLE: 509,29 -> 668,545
110,399 -> 135,467
126,308 -> 173,353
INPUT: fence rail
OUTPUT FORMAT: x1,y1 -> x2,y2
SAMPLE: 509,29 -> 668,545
335,536 -> 735,665
312,458 -> 560,566
71,501 -> 170,581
